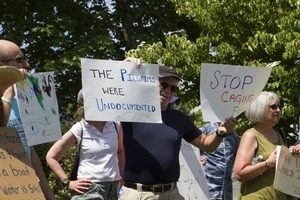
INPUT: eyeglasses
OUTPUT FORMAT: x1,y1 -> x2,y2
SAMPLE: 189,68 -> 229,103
1,56 -> 26,64
160,82 -> 179,93
268,104 -> 280,111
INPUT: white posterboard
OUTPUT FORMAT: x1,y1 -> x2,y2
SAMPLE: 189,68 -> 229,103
81,58 -> 161,123
15,72 -> 61,146
274,145 -> 300,198
200,63 -> 273,122
178,140 -> 209,200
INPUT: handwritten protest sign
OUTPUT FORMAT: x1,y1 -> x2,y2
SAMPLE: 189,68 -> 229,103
178,140 -> 209,200
81,58 -> 161,123
274,145 -> 300,198
15,72 -> 61,146
0,127 -> 45,200
200,63 -> 272,122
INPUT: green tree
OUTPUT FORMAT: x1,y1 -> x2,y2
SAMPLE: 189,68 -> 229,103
126,0 -> 300,143
1,1 -> 114,198
110,0 -> 201,51
1,0 -> 299,198
1,1 -> 191,198
1,0 -> 116,117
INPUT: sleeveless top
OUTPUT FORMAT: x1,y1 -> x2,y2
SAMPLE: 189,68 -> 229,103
238,128 -> 296,200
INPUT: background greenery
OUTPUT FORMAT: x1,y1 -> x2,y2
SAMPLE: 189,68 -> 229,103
1,0 -> 299,199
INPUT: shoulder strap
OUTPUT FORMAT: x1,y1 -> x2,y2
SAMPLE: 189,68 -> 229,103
275,127 -> 287,145
77,122 -> 84,153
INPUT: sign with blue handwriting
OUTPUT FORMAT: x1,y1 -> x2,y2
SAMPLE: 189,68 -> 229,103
81,58 -> 161,123
200,63 -> 273,122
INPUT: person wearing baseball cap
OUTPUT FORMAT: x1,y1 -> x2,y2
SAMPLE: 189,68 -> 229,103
159,65 -> 182,81
119,60 -> 236,200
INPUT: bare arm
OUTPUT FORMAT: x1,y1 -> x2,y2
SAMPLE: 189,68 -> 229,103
190,117 -> 236,152
190,132 -> 223,152
46,131 -> 91,194
233,130 -> 276,182
46,131 -> 77,181
31,147 -> 56,200
117,125 -> 125,188
117,125 -> 125,178
1,86 -> 15,125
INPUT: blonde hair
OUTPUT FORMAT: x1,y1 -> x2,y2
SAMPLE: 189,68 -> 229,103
74,106 -> 84,122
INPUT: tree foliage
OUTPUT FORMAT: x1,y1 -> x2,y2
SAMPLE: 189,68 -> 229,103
1,0 -> 299,198
127,0 -> 300,143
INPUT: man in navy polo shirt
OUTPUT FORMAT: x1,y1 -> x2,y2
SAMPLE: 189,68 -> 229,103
119,63 -> 236,200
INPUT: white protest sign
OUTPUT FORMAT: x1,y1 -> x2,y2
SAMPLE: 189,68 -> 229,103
200,63 -> 272,122
274,145 -> 300,198
81,58 -> 161,123
178,140 -> 209,200
15,72 -> 61,146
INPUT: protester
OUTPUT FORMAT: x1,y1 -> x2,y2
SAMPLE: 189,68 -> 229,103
119,60 -> 236,200
200,122 -> 239,200
46,89 -> 124,200
0,39 -> 55,200
233,91 -> 298,199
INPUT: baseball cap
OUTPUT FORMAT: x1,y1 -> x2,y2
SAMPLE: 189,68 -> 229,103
159,66 -> 181,81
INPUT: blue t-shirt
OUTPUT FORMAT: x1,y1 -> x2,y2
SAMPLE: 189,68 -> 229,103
7,98 -> 31,160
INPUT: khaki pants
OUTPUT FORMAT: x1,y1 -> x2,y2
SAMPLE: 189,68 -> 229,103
118,185 -> 184,200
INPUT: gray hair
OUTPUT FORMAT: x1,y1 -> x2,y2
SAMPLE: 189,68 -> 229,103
245,91 -> 280,124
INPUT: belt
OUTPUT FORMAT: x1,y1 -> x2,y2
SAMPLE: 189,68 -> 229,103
124,182 -> 176,193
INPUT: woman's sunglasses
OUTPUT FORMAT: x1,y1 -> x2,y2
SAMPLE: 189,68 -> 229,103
268,104 -> 280,111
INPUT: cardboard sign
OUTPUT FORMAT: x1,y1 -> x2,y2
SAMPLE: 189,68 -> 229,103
178,140 -> 209,200
200,63 -> 272,122
0,127 -> 45,200
15,72 -> 61,146
81,58 -> 161,123
274,145 -> 300,198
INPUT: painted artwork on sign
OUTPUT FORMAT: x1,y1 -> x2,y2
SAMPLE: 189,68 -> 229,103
15,72 -> 61,146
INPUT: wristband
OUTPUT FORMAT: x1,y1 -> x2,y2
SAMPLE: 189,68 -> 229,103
216,129 -> 226,138
1,97 -> 13,106
265,160 -> 270,169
